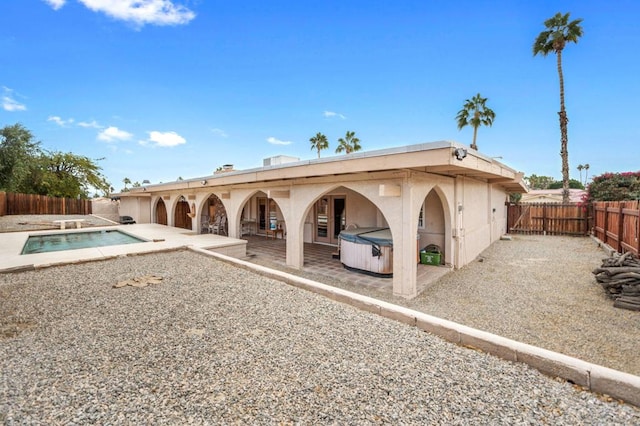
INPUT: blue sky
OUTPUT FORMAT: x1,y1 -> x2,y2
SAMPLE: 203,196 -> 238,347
1,0 -> 638,192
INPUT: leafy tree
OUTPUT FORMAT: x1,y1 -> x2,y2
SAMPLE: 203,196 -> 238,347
548,179 -> 584,189
533,12 -> 584,203
309,132 -> 329,158
526,174 -> 556,190
1,123 -> 111,198
455,93 -> 495,151
36,151 -> 110,198
335,130 -> 361,154
0,123 -> 42,193
587,172 -> 640,202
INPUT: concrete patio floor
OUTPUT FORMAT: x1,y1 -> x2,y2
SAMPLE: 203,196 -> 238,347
242,235 -> 452,294
0,218 -> 452,297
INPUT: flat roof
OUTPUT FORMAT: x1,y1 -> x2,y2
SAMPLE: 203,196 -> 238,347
117,141 -> 527,195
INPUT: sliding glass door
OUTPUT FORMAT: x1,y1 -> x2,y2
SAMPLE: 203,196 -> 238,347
315,196 -> 345,245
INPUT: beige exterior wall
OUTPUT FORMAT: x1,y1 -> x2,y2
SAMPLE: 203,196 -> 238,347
116,142 -> 526,299
119,196 -> 151,224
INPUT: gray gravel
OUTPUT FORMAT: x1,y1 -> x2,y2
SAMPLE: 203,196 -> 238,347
1,249 -> 639,424
253,235 -> 640,377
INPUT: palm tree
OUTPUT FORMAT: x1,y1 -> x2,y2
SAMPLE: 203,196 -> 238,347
577,164 -> 584,185
583,163 -> 590,185
335,131 -> 361,154
455,93 -> 495,151
122,177 -> 131,191
533,12 -> 584,203
309,132 -> 329,158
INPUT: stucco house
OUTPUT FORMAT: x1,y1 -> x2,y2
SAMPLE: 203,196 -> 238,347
118,141 -> 527,298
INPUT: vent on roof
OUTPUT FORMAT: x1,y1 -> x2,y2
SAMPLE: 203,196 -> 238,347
263,155 -> 300,167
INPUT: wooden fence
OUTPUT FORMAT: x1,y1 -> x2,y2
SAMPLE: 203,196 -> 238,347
0,192 -> 92,216
506,202 -> 591,236
593,201 -> 640,256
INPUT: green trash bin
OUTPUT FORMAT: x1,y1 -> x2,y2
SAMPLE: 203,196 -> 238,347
420,251 -> 441,265
420,244 -> 441,265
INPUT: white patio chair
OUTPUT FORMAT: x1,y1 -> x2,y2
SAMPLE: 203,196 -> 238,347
211,216 -> 227,235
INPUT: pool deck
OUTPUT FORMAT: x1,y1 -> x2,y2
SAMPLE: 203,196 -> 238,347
0,224 -> 247,273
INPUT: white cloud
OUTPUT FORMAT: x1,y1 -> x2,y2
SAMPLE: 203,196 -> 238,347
143,130 -> 186,147
2,88 -> 27,112
78,120 -> 103,129
78,0 -> 196,27
323,110 -> 346,120
211,128 -> 228,138
43,0 -> 66,10
267,136 -> 292,146
48,116 -> 74,127
2,96 -> 26,112
98,126 -> 133,142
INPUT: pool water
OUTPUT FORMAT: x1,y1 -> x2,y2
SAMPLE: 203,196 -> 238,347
21,230 -> 146,255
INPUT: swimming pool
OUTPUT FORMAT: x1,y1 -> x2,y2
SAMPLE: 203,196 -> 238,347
21,230 -> 146,255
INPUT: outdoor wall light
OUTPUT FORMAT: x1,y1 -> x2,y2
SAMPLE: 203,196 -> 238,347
454,148 -> 467,161
201,180 -> 207,185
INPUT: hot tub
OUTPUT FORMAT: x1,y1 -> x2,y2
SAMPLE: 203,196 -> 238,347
338,227 -> 393,277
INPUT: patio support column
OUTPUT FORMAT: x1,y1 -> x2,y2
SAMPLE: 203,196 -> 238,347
283,190 -> 304,269
391,178 -> 418,298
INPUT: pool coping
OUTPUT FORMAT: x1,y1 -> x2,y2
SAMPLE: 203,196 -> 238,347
0,224 -> 246,273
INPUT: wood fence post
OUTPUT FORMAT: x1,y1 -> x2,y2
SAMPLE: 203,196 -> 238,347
635,202 -> 640,255
617,202 -> 625,253
603,202 -> 609,245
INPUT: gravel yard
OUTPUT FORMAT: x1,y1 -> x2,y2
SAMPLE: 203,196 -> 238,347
1,249 -> 639,424
251,235 -> 640,378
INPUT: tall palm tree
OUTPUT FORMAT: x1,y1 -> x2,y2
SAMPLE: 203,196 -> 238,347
455,93 -> 495,151
533,12 -> 584,203
335,130 -> 361,154
583,163 -> 590,185
577,164 -> 584,185
309,132 -> 329,158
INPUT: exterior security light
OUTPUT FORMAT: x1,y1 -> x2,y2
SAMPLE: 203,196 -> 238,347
454,148 -> 467,161
201,180 -> 207,185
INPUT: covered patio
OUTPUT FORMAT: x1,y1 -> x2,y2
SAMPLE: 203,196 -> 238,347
242,235 -> 452,294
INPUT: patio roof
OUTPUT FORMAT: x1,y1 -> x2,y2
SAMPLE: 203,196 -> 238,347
117,141 -> 527,196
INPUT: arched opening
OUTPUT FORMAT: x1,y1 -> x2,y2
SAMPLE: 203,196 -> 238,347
156,198 -> 168,225
417,188 -> 446,262
199,194 -> 228,234
239,191 -> 286,238
301,185 -> 393,278
174,196 -> 192,230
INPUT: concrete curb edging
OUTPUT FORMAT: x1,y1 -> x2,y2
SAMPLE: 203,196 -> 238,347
190,246 -> 640,407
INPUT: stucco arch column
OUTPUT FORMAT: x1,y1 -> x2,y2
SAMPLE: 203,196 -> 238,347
391,179 -> 419,299
166,194 -> 176,227
215,189 -> 247,239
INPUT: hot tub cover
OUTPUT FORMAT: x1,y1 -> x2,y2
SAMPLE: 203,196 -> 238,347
338,227 -> 392,246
